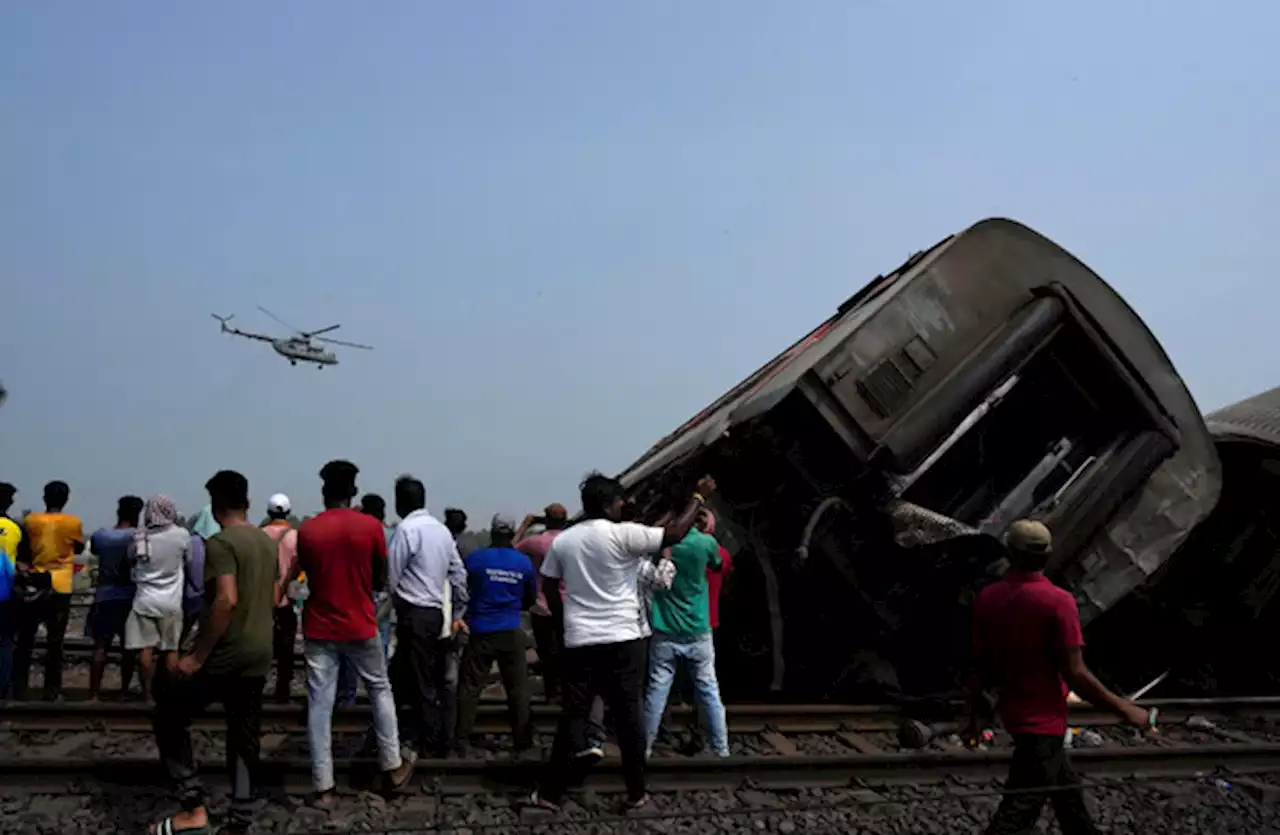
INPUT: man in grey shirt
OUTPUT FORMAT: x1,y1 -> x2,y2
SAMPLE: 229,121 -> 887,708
127,494 -> 189,701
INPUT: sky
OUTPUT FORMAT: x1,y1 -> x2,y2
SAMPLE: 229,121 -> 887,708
2,2 -> 1278,528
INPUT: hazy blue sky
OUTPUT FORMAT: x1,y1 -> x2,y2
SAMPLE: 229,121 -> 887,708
3,3 -> 1277,527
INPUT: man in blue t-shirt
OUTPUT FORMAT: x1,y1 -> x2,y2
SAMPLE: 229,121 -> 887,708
87,495 -> 144,700
454,514 -> 536,753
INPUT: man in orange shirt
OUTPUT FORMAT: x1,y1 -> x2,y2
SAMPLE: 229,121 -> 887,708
13,480 -> 85,700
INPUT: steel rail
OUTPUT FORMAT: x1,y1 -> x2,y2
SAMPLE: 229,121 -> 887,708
5,697 -> 1280,736
3,743 -> 1279,795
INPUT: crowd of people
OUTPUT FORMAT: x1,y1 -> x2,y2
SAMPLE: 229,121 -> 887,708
0,464 -> 1159,835
0,465 -> 736,831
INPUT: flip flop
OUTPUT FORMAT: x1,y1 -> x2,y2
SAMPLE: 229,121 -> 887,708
527,790 -> 561,812
149,816 -> 212,835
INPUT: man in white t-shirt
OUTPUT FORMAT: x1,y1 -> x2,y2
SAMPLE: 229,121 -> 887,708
126,494 -> 189,702
531,471 -> 716,812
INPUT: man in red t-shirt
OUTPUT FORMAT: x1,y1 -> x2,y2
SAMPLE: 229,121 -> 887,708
292,460 -> 412,804
970,519 -> 1149,835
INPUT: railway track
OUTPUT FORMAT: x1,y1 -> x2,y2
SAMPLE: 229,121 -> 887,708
6,697 -> 1280,795
2,742 -> 1279,796
6,696 -> 1280,735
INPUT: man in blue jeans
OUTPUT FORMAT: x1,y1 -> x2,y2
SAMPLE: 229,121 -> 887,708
292,461 -> 412,806
336,493 -> 396,706
643,509 -> 729,758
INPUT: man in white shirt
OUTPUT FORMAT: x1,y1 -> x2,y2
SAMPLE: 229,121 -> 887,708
386,475 -> 468,758
126,494 -> 189,702
531,471 -> 716,812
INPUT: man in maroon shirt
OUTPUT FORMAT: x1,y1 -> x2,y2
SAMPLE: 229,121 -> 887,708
293,460 -> 412,805
970,519 -> 1149,835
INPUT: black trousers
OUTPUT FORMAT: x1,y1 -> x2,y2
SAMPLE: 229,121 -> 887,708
540,638 -> 647,804
986,734 -> 1099,835
272,606 -> 298,701
391,599 -> 446,756
153,667 -> 265,833
13,592 -> 71,698
530,612 -> 560,701
457,628 -> 532,749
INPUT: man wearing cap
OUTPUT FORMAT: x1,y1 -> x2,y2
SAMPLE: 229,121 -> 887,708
262,493 -> 301,703
514,503 -> 568,701
455,514 -> 538,753
971,519 -> 1149,835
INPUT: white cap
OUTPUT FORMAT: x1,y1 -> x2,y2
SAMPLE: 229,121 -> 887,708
268,493 -> 291,515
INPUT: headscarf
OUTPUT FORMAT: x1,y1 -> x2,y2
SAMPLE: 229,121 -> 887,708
189,504 -> 221,540
133,494 -> 179,561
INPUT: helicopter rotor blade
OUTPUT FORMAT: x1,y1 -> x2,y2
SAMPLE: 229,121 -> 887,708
301,324 -> 341,338
316,337 -> 374,350
257,305 -> 303,334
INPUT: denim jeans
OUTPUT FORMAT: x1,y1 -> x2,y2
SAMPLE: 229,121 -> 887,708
337,610 -> 393,706
305,635 -> 402,792
644,632 -> 729,757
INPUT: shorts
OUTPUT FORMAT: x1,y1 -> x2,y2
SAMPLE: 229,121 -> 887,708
87,597 -> 133,643
125,609 -> 182,652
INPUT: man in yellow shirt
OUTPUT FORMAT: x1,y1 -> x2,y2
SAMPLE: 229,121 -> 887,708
13,480 -> 84,700
0,482 -> 22,699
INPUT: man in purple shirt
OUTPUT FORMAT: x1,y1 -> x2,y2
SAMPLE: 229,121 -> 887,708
514,503 -> 567,701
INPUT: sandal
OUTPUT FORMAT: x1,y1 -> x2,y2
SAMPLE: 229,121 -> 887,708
623,793 -> 649,811
527,790 -> 561,812
149,816 -> 212,835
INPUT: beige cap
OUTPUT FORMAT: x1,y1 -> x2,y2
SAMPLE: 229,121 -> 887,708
1006,519 -> 1052,554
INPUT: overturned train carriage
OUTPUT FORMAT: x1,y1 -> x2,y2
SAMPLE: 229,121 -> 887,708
618,218 -> 1220,705
1088,385 -> 1280,695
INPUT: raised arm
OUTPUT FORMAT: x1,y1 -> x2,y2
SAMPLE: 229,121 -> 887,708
657,476 -> 718,548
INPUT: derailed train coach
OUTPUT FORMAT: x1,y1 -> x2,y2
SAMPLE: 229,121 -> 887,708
618,217 -> 1221,705
1087,385 -> 1280,696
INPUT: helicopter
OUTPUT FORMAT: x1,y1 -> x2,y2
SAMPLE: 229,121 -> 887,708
212,306 -> 373,368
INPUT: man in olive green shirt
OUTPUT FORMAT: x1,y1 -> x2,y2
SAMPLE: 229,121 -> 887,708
148,470 -> 279,835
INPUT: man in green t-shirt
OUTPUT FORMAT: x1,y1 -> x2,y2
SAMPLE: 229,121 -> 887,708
643,510 -> 729,757
147,470 -> 279,835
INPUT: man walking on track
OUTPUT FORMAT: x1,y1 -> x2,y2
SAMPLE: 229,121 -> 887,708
971,519 -> 1152,835
531,471 -> 718,813
149,470 -> 278,835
